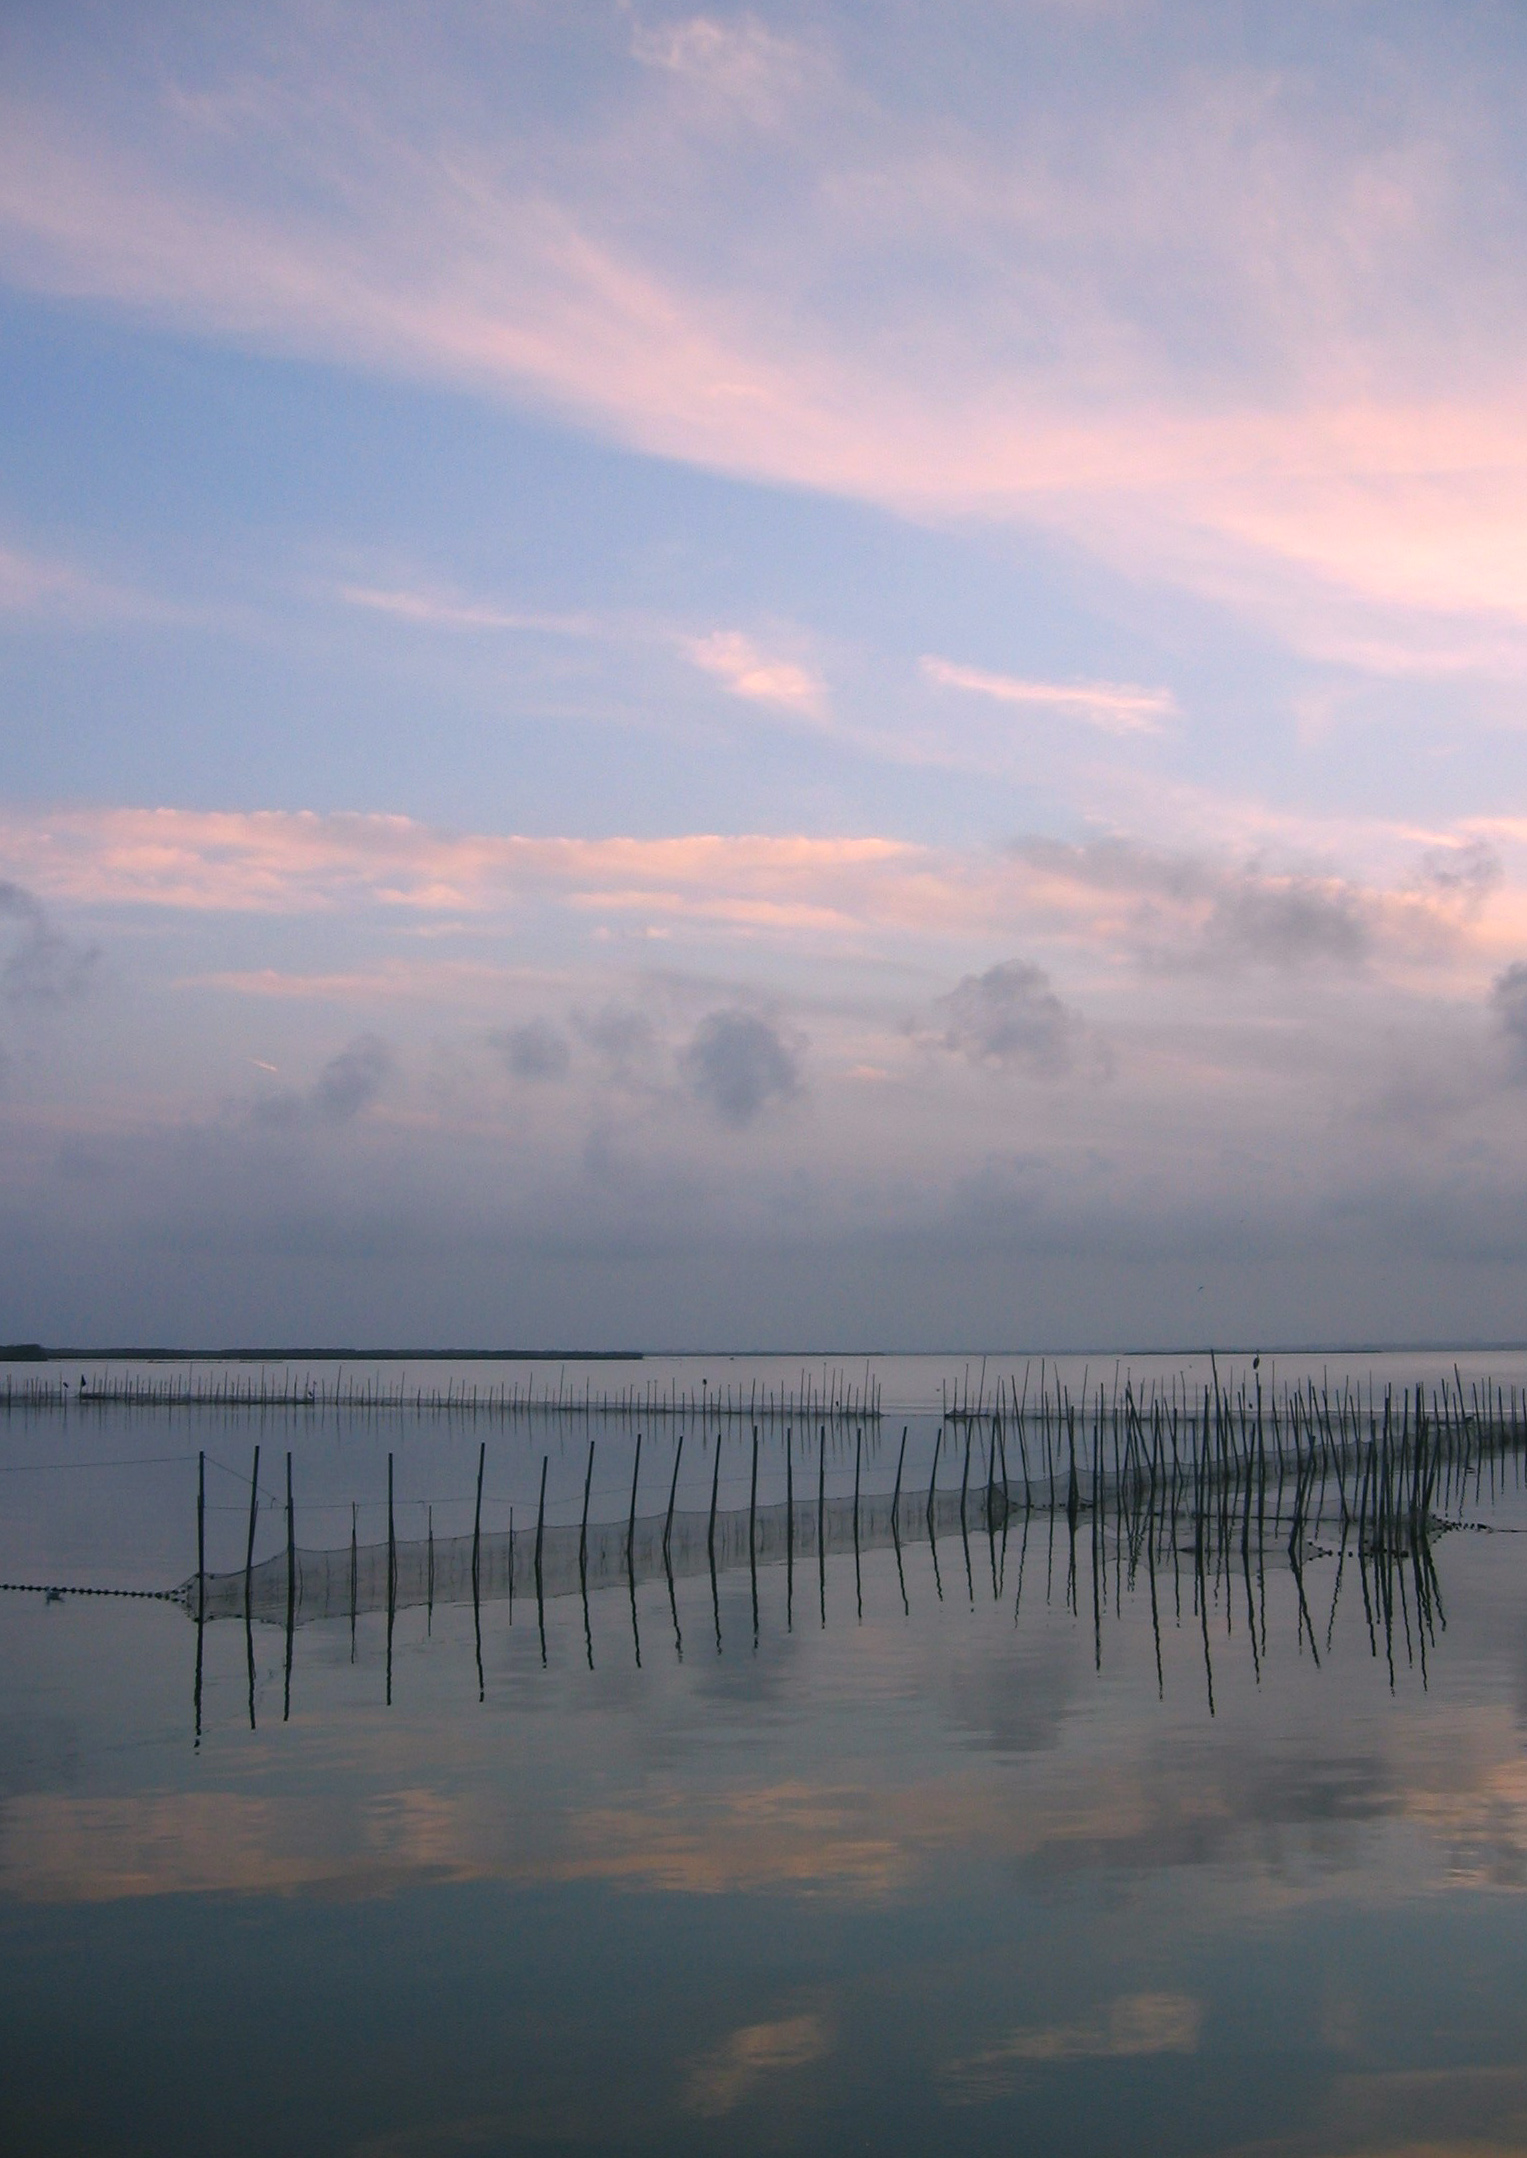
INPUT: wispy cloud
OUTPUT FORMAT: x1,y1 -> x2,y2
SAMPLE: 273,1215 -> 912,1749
630,13 -> 821,127
6,13 -> 1527,671
2,805 -> 1518,990
340,586 -> 837,731
921,657 -> 1175,736
0,540 -> 162,624
338,585 -> 598,637
682,630 -> 828,719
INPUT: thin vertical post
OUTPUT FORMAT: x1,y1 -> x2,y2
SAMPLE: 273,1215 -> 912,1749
785,1428 -> 794,1630
387,1453 -> 396,1601
580,1440 -> 595,1566
818,1424 -> 827,1629
244,1443 -> 260,1603
386,1452 -> 396,1707
749,1424 -> 759,1649
627,1431 -> 642,1576
194,1449 -> 206,1743
283,1451 -> 295,1723
534,1453 -> 548,1665
473,1441 -> 486,1603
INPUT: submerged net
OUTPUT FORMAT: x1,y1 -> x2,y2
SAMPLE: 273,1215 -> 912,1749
193,1483 -> 1009,1627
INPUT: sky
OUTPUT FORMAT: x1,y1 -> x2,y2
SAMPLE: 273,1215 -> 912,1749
4,0 -> 1527,1349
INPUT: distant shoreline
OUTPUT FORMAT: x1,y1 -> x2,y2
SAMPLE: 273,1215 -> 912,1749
7,1340 -> 1527,1364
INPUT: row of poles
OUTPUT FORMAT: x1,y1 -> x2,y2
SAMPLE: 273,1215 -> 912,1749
190,1358 -> 1525,1733
7,1365 -> 882,1422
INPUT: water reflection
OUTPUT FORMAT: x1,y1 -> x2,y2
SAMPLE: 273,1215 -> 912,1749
6,1377 -> 1527,2157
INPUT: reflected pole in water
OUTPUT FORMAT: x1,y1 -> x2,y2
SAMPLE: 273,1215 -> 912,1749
1012,1506 -> 1031,1634
349,1501 -> 357,1664
1197,1514 -> 1215,1717
664,1522 -> 683,1663
1325,1527 -> 1348,1658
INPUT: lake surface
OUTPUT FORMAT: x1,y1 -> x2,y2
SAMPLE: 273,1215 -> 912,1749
6,1350 -> 1527,2156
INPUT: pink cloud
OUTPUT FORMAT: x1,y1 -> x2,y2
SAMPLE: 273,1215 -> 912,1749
338,585 -> 598,637
1,804 -> 1516,986
921,657 -> 1175,736
5,28 -> 1527,671
682,630 -> 829,719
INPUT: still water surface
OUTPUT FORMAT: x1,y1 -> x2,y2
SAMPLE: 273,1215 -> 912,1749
5,1351 -> 1527,2156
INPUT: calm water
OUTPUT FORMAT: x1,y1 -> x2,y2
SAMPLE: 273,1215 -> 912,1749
6,1351 -> 1527,2156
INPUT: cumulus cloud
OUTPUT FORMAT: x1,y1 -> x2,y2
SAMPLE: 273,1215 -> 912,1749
1414,838 -> 1503,912
254,1033 -> 393,1128
574,1004 -> 661,1088
940,961 -> 1079,1076
0,880 -> 98,1006
1493,964 -> 1527,1080
683,1008 -> 800,1127
1200,878 -> 1369,969
491,1019 -> 570,1082
312,1033 -> 393,1121
1012,837 -> 1390,973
